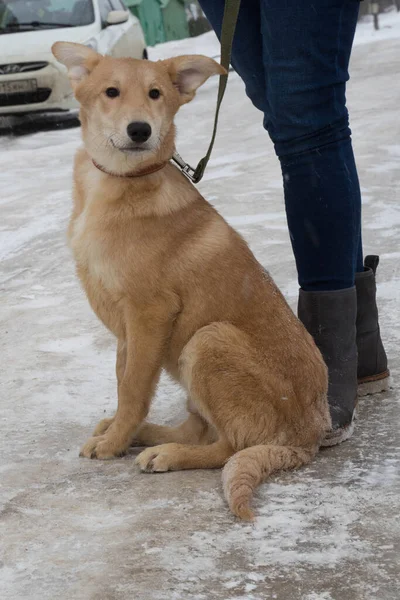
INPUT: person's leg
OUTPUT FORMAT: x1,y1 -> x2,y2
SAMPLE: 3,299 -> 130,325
200,0 -> 363,290
260,1 -> 362,441
260,0 -> 363,290
259,0 -> 387,422
198,0 -> 267,115
198,0 -> 387,440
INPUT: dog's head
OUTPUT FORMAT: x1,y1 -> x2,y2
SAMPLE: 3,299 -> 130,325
52,42 -> 225,172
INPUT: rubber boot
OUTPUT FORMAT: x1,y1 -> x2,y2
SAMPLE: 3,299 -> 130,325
356,255 -> 390,396
298,287 -> 358,447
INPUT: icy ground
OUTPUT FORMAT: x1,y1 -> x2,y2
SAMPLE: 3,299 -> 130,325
1,14 -> 400,600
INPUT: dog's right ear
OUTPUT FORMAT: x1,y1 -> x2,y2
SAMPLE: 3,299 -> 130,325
162,55 -> 226,105
52,42 -> 101,91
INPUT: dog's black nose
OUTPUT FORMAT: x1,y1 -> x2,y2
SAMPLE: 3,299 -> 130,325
126,121 -> 152,143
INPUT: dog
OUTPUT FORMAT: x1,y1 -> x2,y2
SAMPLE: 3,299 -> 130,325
52,42 -> 330,520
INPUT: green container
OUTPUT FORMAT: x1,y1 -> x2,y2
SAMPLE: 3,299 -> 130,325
126,0 -> 165,46
161,0 -> 189,42
125,0 -> 189,47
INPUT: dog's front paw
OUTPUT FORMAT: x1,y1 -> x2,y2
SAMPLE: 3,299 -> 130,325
79,435 -> 127,459
135,444 -> 178,472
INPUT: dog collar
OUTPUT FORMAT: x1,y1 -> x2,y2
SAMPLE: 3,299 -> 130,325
92,159 -> 168,178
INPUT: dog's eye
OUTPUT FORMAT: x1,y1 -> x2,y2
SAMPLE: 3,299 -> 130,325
105,87 -> 120,98
149,88 -> 160,100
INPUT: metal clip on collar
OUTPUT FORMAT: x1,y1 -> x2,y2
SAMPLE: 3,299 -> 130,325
171,151 -> 198,183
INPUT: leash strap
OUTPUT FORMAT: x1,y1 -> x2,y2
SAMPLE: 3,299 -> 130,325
172,0 -> 241,184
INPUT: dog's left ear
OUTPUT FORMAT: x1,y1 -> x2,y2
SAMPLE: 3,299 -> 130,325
163,55 -> 227,104
52,42 -> 101,91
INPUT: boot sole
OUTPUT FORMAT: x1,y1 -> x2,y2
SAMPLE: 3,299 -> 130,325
358,370 -> 390,397
322,370 -> 390,448
320,418 -> 355,448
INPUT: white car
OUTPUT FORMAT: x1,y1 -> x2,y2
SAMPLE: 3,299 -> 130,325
0,0 -> 147,116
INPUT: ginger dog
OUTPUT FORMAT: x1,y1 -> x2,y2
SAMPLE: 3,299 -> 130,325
52,42 -> 330,520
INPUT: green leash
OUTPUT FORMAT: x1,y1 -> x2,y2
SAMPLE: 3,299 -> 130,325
172,0 -> 241,184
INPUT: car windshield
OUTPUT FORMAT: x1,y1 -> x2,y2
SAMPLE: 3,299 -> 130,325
0,0 -> 95,33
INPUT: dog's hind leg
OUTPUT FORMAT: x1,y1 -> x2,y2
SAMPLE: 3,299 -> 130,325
135,437 -> 234,472
132,412 -> 216,447
176,322 -> 275,451
92,408 -> 214,444
136,323 -> 260,473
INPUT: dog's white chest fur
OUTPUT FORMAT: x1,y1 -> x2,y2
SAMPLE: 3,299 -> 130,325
69,184 -> 122,295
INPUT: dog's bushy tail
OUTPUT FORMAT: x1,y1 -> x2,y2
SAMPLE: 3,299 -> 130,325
222,444 -> 315,521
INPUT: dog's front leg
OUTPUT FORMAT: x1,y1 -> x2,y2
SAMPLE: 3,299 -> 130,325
91,339 -> 127,436
80,301 -> 174,459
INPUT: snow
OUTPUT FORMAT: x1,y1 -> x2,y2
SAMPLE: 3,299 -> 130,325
1,12 -> 400,600
149,28 -> 221,61
354,7 -> 400,46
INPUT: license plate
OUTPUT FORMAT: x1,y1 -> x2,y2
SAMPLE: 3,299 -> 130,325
0,79 -> 37,95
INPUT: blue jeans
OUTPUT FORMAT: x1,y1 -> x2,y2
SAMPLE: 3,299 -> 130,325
199,0 -> 364,291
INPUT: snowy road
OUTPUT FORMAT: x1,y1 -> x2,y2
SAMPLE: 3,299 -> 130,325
1,16 -> 400,600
